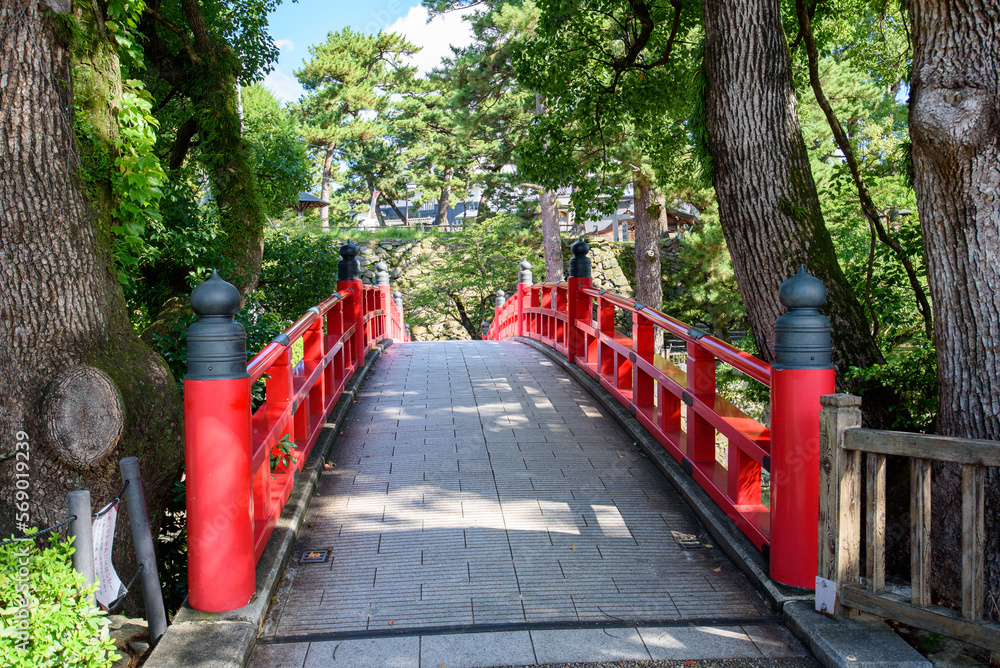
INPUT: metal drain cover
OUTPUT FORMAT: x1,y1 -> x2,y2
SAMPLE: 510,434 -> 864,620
300,549 -> 329,563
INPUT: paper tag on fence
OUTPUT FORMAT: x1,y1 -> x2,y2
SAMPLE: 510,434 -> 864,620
92,503 -> 124,610
815,576 -> 837,616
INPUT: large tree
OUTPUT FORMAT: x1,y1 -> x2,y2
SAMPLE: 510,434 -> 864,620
139,0 -> 279,294
701,0 -> 885,377
0,0 -> 183,566
909,0 -> 1000,614
295,29 -> 417,229
510,0 -> 700,320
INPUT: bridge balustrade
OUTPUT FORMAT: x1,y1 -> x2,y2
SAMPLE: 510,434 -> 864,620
182,244 -> 407,612
486,239 -> 835,589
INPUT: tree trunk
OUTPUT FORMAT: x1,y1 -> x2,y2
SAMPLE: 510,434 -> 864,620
909,0 -> 1000,614
477,185 -> 492,220
436,166 -> 453,227
0,0 -> 183,582
320,143 -> 335,231
386,197 -> 408,224
540,189 -> 563,282
139,0 -> 267,296
702,0 -> 884,378
634,172 -> 664,354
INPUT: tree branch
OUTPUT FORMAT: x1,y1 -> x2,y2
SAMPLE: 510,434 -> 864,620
795,0 -> 933,339
142,6 -> 198,63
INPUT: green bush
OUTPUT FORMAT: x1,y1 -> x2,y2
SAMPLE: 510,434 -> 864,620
258,231 -> 342,321
846,341 -> 938,432
0,534 -> 118,668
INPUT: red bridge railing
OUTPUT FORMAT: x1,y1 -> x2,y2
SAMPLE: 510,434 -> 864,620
183,244 -> 407,612
486,240 -> 835,589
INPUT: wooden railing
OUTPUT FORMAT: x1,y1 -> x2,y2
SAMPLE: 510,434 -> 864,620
486,242 -> 836,589
183,244 -> 407,612
818,393 -> 1000,653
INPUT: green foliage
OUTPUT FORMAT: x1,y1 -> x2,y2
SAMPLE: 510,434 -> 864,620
0,535 -> 117,667
796,54 -> 929,346
511,0 -> 704,216
71,0 -> 166,270
200,0 -> 284,83
105,0 -> 147,73
407,214 -> 541,339
846,342 -> 937,432
121,179 -> 226,327
295,28 -> 418,221
242,84 -> 312,217
258,232 -> 342,321
111,83 -> 167,265
663,212 -> 745,340
271,434 -> 296,471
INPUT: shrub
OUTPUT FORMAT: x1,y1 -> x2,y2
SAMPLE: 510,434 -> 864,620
846,341 -> 938,432
0,534 -> 118,668
259,231 -> 342,321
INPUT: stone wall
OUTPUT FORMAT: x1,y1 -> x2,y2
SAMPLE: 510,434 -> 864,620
350,236 -> 681,341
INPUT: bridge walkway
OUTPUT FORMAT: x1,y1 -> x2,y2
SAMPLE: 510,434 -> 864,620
249,341 -> 813,667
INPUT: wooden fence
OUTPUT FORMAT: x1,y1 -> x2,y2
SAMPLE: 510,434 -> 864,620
818,393 -> 1000,654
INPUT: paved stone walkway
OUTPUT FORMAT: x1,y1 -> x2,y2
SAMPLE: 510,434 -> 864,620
251,341 -> 809,667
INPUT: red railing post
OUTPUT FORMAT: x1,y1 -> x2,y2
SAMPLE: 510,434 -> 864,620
338,242 -> 365,368
769,266 -> 836,588
517,260 -> 532,337
183,270 -> 255,612
494,289 -> 505,335
597,292 -> 616,380
633,310 -> 655,409
686,336 -> 716,468
393,290 -> 406,341
376,262 -> 391,343
567,239 -> 592,365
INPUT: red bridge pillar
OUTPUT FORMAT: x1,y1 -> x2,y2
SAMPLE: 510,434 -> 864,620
769,266 -> 836,589
184,270 -> 255,612
566,239 -> 592,365
516,260 -> 532,337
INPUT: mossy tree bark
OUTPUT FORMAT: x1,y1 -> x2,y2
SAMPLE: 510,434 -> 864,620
909,0 -> 1000,614
140,0 -> 267,295
701,0 -> 885,380
0,0 -> 183,579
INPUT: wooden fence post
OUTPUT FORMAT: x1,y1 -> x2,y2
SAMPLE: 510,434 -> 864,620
817,393 -> 862,618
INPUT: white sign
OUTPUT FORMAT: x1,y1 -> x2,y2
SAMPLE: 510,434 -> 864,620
815,575 -> 837,616
92,504 -> 124,610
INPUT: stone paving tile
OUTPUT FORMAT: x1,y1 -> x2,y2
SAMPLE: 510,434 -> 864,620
639,626 -> 765,660
531,627 -> 652,664
421,630 -> 536,668
260,341 -> 769,642
248,642 -> 308,668
302,637 -> 419,667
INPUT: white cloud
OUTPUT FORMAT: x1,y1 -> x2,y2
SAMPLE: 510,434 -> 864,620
385,5 -> 475,75
263,66 -> 305,105
274,38 -> 295,51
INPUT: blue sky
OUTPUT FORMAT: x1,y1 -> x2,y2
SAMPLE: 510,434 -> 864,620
263,0 -> 474,104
